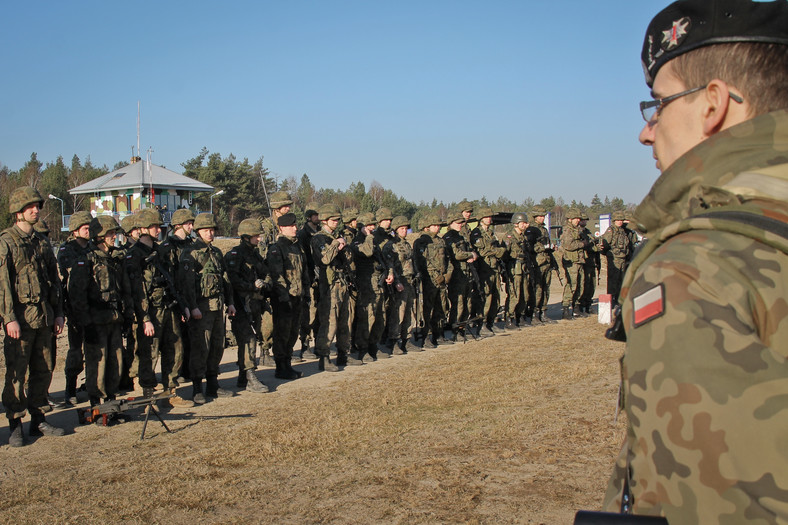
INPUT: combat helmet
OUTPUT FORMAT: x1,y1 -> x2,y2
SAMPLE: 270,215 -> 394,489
69,211 -> 93,232
269,191 -> 293,209
612,211 -> 626,221
136,208 -> 163,229
457,200 -> 474,213
357,212 -> 376,227
89,215 -> 120,239
447,211 -> 465,224
318,203 -> 341,221
170,208 -> 195,226
9,186 -> 45,214
391,215 -> 410,231
342,207 -> 359,223
121,213 -> 138,234
238,218 -> 263,237
376,207 -> 393,222
305,202 -> 320,218
566,208 -> 582,220
531,206 -> 547,217
193,213 -> 217,230
476,207 -> 494,220
510,212 -> 529,224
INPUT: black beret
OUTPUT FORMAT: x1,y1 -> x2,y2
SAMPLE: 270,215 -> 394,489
277,212 -> 297,227
642,0 -> 788,87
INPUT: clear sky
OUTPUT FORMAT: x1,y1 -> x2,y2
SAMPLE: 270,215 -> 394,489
1,1 -> 669,206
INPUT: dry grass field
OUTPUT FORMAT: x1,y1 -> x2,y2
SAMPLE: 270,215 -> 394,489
0,240 -> 626,524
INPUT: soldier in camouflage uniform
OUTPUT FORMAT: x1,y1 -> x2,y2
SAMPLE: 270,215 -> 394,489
527,207 -> 555,324
297,205 -> 320,360
258,192 -> 291,365
126,208 -> 194,408
413,214 -> 452,348
225,218 -> 271,393
578,211 -> 598,316
470,207 -> 506,336
179,213 -> 236,404
68,216 -> 131,407
118,213 -> 140,390
457,200 -> 475,243
559,208 -> 587,320
57,210 -> 92,406
443,212 -> 478,340
382,215 -> 420,353
503,212 -> 535,329
1,187 -> 66,446
266,213 -> 308,380
311,204 -> 362,371
598,210 -> 632,306
353,212 -> 395,360
601,2 -> 788,522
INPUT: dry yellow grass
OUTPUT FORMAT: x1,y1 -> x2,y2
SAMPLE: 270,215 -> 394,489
0,311 -> 626,524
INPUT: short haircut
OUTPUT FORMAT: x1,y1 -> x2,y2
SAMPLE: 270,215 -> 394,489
671,42 -> 788,117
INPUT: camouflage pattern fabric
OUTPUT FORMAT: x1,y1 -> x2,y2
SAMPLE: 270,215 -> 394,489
602,109 -> 788,524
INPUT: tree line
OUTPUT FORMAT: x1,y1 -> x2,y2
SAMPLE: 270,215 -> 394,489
0,149 -> 633,241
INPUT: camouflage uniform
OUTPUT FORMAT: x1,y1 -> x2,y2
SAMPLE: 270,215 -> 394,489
559,210 -> 587,319
470,212 -> 506,332
578,216 -> 598,315
413,215 -> 452,347
528,209 -> 555,324
598,211 -> 633,305
68,218 -> 129,404
602,110 -> 788,523
382,216 -> 418,351
297,214 -> 320,356
443,219 -> 477,338
503,214 -> 535,327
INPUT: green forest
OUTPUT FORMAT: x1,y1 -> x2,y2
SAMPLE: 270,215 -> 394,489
0,149 -> 631,241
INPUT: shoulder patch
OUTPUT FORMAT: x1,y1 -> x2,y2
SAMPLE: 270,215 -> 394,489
632,284 -> 664,327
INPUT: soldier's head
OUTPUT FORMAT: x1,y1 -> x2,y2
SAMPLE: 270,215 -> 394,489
458,200 -> 474,221
170,208 -> 195,238
357,212 -> 376,235
566,208 -> 582,227
69,210 -> 93,242
270,191 -> 293,215
318,204 -> 341,232
277,212 -> 298,238
448,212 -> 465,232
193,213 -> 217,243
342,207 -> 359,228
376,207 -> 393,230
531,206 -> 547,224
9,186 -> 44,227
476,207 -> 494,227
423,214 -> 441,234
304,202 -> 320,227
121,213 -> 140,242
639,0 -> 788,173
137,208 -> 163,241
391,215 -> 410,239
511,211 -> 529,232
580,211 -> 589,226
612,210 -> 626,227
238,218 -> 263,245
89,215 -> 120,250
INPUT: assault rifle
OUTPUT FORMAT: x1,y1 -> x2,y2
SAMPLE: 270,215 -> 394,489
452,314 -> 485,343
412,273 -> 426,343
573,511 -> 668,524
77,393 -> 174,439
145,252 -> 188,315
547,248 -> 564,286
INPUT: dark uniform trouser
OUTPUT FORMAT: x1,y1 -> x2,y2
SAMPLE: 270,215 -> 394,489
422,282 -> 445,339
316,280 -> 352,355
64,321 -> 84,379
299,286 -> 319,345
84,323 -> 123,399
232,300 -> 262,371
581,262 -> 596,308
606,257 -> 627,305
506,271 -> 530,320
534,263 -> 551,312
3,326 -> 53,419
355,282 -> 385,350
388,279 -> 415,341
561,260 -> 584,307
475,271 -> 500,326
447,275 -> 472,331
138,306 -> 185,389
272,296 -> 302,360
188,307 -> 225,381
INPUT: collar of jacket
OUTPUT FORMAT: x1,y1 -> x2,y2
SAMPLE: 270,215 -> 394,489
634,109 -> 788,235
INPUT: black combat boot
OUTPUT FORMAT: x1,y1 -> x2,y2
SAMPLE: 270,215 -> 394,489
29,412 -> 65,438
192,378 -> 206,404
504,318 -> 518,331
236,368 -> 247,388
244,370 -> 269,393
274,358 -> 299,380
318,355 -> 339,372
392,339 -> 406,355
64,375 -> 78,407
562,306 -> 574,320
206,376 -> 234,398
337,351 -> 362,366
8,417 -> 26,447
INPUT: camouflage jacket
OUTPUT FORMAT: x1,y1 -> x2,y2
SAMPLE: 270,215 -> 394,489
0,225 -> 62,328
178,239 -> 233,312
354,230 -> 394,293
224,238 -> 271,305
602,109 -> 788,524
470,225 -> 506,276
126,240 -> 185,323
68,244 -> 130,327
503,228 -> 534,277
599,224 -> 632,263
559,223 -> 586,264
159,233 -> 192,276
311,227 -> 352,290
383,235 -> 416,281
266,234 -> 309,303
529,222 -> 552,268
442,229 -> 475,280
413,231 -> 451,287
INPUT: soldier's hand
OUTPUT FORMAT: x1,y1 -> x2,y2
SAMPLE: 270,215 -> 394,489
5,320 -> 21,340
254,278 -> 265,290
227,304 -> 236,317
385,274 -> 394,285
143,321 -> 155,337
54,316 -> 65,335
182,308 -> 191,323
191,308 -> 203,320
336,237 -> 346,250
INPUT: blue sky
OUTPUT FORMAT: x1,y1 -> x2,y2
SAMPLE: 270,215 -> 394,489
1,1 -> 668,206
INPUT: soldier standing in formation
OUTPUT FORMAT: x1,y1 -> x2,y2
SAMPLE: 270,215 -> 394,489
578,212 -> 598,315
297,205 -> 320,360
179,213 -> 235,404
597,211 -> 632,306
224,218 -> 271,393
1,187 -> 66,446
443,212 -> 478,340
559,208 -> 588,320
413,214 -> 451,348
504,212 -> 532,329
382,215 -> 419,353
528,208 -> 556,325
470,208 -> 506,336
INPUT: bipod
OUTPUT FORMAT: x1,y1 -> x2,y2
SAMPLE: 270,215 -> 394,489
140,395 -> 173,440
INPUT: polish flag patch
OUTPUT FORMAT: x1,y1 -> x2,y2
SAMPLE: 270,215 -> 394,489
632,284 -> 664,327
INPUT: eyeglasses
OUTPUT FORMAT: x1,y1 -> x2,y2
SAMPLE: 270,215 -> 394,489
639,85 -> 744,122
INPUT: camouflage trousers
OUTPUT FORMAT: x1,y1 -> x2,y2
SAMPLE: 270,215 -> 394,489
316,280 -> 353,356
561,260 -> 584,307
354,284 -> 385,350
231,299 -> 266,372
387,278 -> 415,342
447,275 -> 472,331
138,306 -> 185,389
533,263 -> 552,311
474,271 -> 501,326
84,322 -> 123,399
3,325 -> 54,420
580,263 -> 596,308
64,320 -> 85,379
188,307 -> 225,381
606,257 -> 627,305
272,296 -> 302,360
299,285 -> 319,345
506,271 -> 532,319
422,281 -> 447,339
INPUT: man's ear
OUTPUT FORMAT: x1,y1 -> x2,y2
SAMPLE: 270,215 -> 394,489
701,79 -> 732,136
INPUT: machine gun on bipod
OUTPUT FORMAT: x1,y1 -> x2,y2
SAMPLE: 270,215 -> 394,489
77,393 -> 174,439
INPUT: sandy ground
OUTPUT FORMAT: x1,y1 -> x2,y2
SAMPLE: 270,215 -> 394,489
0,270 -> 625,524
